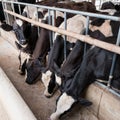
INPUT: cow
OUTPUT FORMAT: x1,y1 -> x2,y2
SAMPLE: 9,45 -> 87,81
19,10 -> 65,84
42,6 -> 120,98
23,1 -> 120,97
40,14 -> 87,97
21,14 -> 87,96
47,7 -> 120,120
49,35 -> 120,120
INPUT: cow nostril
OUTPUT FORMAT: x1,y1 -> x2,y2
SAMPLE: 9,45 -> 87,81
20,40 -> 27,45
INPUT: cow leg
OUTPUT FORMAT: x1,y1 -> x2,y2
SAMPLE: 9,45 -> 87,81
50,92 -> 75,120
18,58 -> 27,75
42,70 -> 57,97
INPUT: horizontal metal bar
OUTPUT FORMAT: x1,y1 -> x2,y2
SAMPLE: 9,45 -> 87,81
3,0 -> 120,21
4,9 -> 120,55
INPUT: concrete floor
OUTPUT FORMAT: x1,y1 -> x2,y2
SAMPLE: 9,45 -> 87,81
0,37 -> 85,120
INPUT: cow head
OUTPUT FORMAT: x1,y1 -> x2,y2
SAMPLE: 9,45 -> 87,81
13,19 -> 31,45
24,58 -> 45,84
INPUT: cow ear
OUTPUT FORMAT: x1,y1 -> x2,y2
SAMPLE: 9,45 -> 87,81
78,98 -> 92,106
22,11 -> 27,17
115,5 -> 120,11
1,23 -> 13,31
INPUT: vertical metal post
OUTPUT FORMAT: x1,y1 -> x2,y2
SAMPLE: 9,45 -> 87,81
18,4 -> 21,15
52,10 -> 55,41
5,3 -> 10,24
26,5 -> 29,18
48,9 -> 53,48
64,12 -> 67,60
36,7 -> 40,36
11,2 -> 16,20
1,0 -> 7,23
84,16 -> 90,56
107,27 -> 120,87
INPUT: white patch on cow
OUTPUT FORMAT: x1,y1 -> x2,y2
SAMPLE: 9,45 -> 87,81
90,45 -> 95,50
22,55 -> 31,78
16,19 -> 23,27
50,92 -> 75,120
54,15 -> 87,43
99,9 -> 116,15
41,70 -> 52,87
90,20 -> 113,37
55,74 -> 62,86
43,11 -> 64,21
23,6 -> 44,20
41,70 -> 53,97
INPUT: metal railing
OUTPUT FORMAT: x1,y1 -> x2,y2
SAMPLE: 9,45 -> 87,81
1,0 -> 120,93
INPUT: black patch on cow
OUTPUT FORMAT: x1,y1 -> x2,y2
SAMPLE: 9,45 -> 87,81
110,11 -> 120,37
89,29 -> 106,41
55,16 -> 64,27
22,21 -> 32,39
90,18 -> 105,27
115,4 -> 120,11
47,73 -> 57,97
38,11 -> 44,19
101,1 -> 115,10
26,58 -> 42,84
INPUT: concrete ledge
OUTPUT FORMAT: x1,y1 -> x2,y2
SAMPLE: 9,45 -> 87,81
0,27 -> 17,49
98,87 -> 120,120
0,67 -> 37,120
85,82 -> 120,120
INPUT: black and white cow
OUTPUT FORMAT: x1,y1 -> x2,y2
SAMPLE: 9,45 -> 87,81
40,14 -> 87,97
21,10 -> 65,84
48,7 -> 120,120
49,35 -> 120,120
42,6 -> 120,98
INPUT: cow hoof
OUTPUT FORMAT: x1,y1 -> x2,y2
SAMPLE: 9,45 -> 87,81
50,113 -> 59,120
44,90 -> 53,98
18,69 -> 25,75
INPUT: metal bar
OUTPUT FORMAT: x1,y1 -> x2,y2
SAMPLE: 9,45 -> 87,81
36,7 -> 40,36
18,4 -> 21,15
11,2 -> 16,20
3,1 -> 120,22
1,0 -> 7,23
4,10 -> 120,56
64,12 -> 67,60
48,9 -> 53,48
52,10 -> 55,41
84,16 -> 90,55
107,27 -> 120,87
4,3 -> 10,24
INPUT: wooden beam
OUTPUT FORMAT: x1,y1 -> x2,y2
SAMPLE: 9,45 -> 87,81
4,9 -> 120,55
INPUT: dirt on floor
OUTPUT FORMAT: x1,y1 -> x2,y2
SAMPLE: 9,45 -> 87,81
0,37 -> 84,120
